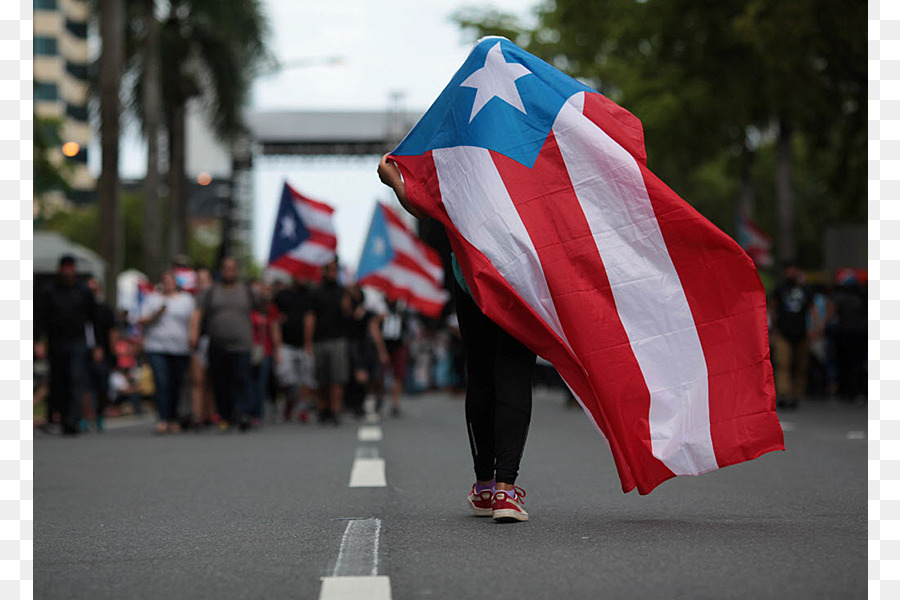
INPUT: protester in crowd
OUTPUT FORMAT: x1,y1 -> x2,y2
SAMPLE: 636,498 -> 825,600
345,284 -> 390,418
304,258 -> 351,425
770,260 -> 814,411
828,270 -> 867,403
274,273 -> 316,423
35,255 -> 99,435
83,277 -> 117,432
378,298 -> 410,417
379,154 -> 535,522
189,266 -> 216,428
140,270 -> 195,434
190,257 -> 255,431
249,280 -> 282,426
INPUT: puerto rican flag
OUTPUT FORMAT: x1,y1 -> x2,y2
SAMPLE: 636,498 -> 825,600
357,202 -> 448,318
267,182 -> 337,281
736,210 -> 774,269
389,37 -> 783,494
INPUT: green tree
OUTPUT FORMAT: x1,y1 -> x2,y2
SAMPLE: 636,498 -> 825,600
44,190 -> 219,276
33,115 -> 71,220
453,0 -> 865,268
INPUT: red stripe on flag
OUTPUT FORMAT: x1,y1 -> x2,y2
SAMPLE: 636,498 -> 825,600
580,93 -> 782,469
491,133 -> 675,492
358,273 -> 445,318
307,230 -> 338,250
269,256 -> 323,282
287,184 -> 335,214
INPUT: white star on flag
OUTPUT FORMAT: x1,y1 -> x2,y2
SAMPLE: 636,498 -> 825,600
373,237 -> 386,256
460,40 -> 531,123
280,215 -> 297,239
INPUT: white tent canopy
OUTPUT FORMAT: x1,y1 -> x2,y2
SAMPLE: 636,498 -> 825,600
34,231 -> 105,282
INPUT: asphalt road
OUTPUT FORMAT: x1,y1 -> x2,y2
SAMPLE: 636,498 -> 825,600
35,390 -> 866,599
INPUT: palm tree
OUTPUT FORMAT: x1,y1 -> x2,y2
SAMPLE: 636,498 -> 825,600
124,0 -> 271,265
98,0 -> 125,307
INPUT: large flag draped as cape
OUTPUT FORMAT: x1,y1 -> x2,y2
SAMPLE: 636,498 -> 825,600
388,37 -> 783,495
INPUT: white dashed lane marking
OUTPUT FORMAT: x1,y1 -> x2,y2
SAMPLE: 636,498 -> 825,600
846,431 -> 866,440
358,426 -> 383,442
349,447 -> 387,488
319,518 -> 392,600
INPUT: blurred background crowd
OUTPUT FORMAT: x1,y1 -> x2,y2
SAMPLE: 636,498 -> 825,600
33,250 -> 866,437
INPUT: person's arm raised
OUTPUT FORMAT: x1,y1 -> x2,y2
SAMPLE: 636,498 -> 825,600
377,154 -> 425,220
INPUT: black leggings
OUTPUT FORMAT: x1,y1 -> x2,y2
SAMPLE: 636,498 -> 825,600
454,281 -> 536,485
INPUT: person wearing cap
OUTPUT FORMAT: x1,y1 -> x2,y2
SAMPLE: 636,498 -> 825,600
35,255 -> 100,435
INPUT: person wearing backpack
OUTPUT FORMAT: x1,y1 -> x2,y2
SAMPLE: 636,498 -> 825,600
190,257 -> 255,431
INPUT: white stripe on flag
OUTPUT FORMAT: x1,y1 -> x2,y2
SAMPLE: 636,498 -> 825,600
287,242 -> 336,264
553,93 -> 717,476
385,223 -> 443,283
297,201 -> 336,234
378,263 -> 448,304
432,146 -> 569,347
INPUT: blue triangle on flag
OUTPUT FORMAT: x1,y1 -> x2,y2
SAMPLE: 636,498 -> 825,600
357,204 -> 395,280
268,183 -> 311,264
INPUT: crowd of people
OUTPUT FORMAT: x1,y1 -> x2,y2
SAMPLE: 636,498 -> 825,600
768,261 -> 868,410
33,251 -> 866,437
34,254 -> 465,436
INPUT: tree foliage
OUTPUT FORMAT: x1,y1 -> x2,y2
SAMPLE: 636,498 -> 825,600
453,0 -> 865,268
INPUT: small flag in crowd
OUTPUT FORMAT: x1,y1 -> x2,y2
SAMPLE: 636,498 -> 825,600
356,202 -> 448,318
267,182 -> 337,281
736,210 -> 774,269
388,37 -> 783,494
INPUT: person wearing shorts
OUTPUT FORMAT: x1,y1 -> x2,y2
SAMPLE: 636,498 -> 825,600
274,275 -> 317,422
304,259 -> 351,425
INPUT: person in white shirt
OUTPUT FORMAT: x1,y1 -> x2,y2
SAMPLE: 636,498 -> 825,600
140,271 -> 195,434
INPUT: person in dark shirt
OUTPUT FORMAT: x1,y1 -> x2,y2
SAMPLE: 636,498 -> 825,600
274,275 -> 316,423
34,255 -> 98,435
304,258 -> 351,424
829,271 -> 867,403
344,284 -> 390,418
771,261 -> 813,410
85,278 -> 117,432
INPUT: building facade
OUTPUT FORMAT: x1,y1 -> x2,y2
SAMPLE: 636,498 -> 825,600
34,0 -> 94,206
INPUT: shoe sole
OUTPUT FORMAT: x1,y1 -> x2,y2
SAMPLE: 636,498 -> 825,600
467,498 -> 493,517
492,508 -> 529,522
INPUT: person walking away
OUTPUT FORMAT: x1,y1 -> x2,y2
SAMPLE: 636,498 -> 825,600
35,255 -> 98,435
304,259 -> 351,425
84,277 -> 117,432
189,267 -> 216,428
250,280 -> 282,426
190,257 -> 255,431
378,299 -> 411,417
379,154 -> 535,522
345,284 -> 390,418
829,270 -> 867,404
771,261 -> 813,411
140,271 -> 195,434
273,274 -> 316,423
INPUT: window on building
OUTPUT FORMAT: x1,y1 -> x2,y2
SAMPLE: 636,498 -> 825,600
34,36 -> 58,56
65,19 -> 88,39
34,0 -> 58,10
66,103 -> 89,123
35,82 -> 58,102
65,62 -> 89,81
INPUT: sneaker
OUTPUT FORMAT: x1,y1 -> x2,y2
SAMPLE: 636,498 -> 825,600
467,485 -> 494,517
492,487 -> 528,522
